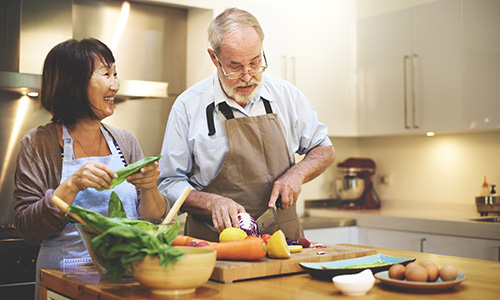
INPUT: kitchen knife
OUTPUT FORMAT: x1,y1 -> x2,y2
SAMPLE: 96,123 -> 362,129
255,196 -> 282,232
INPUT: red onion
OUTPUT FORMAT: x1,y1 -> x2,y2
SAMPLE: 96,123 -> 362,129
197,241 -> 209,247
298,237 -> 311,248
237,213 -> 261,237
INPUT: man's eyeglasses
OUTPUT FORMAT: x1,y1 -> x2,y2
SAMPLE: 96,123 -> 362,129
213,51 -> 268,80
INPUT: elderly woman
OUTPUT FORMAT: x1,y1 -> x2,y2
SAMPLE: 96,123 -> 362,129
13,37 -> 169,298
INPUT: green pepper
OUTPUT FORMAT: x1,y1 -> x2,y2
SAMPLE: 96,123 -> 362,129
98,155 -> 163,191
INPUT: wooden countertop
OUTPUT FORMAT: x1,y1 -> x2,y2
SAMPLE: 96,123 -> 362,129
39,244 -> 500,300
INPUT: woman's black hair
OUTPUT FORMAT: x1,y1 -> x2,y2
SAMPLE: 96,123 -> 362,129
40,38 -> 115,125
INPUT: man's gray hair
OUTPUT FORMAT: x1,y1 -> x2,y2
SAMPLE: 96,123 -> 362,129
208,8 -> 265,54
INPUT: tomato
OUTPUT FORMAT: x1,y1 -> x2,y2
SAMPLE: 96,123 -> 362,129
261,234 -> 272,244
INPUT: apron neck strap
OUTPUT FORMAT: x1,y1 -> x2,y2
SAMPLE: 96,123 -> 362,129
61,123 -> 74,161
206,99 -> 273,136
263,98 -> 273,114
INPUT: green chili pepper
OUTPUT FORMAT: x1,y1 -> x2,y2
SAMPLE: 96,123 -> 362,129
98,155 -> 163,191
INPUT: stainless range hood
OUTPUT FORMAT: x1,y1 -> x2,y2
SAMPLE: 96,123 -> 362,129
0,72 -> 40,95
1,0 -> 186,95
0,0 -> 186,99
0,0 -> 186,226
0,71 -> 168,100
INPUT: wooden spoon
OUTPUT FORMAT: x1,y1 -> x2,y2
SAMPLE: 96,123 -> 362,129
51,195 -> 101,235
161,186 -> 191,225
51,195 -> 88,225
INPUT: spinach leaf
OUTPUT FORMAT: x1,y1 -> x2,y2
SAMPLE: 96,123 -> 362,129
98,155 -> 163,191
108,192 -> 126,218
67,205 -> 123,233
91,222 -> 184,282
65,193 -> 184,282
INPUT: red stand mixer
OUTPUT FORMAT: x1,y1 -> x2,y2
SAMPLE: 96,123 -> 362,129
334,158 -> 380,209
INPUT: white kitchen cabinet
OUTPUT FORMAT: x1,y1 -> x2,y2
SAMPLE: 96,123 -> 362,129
463,0 -> 500,130
225,0 -> 357,136
357,0 -> 464,136
305,226 -> 358,245
358,227 -> 500,262
357,227 -> 426,252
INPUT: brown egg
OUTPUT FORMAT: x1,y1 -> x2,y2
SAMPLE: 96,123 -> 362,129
405,264 -> 428,282
419,260 -> 439,282
439,264 -> 458,281
388,264 -> 406,280
405,262 -> 418,270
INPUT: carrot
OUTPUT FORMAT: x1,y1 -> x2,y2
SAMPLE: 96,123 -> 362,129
172,235 -> 266,261
204,236 -> 267,260
172,235 -> 210,246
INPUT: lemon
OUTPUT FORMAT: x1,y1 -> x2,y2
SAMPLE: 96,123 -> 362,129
266,230 -> 291,258
289,245 -> 303,253
219,227 -> 247,242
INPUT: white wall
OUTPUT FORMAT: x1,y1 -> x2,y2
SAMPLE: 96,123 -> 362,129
357,0 -> 443,18
301,131 -> 500,213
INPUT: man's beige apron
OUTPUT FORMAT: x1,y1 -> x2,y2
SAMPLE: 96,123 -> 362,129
186,100 -> 304,242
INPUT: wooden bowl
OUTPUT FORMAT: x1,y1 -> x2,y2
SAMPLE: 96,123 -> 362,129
74,218 -> 161,279
132,246 -> 216,296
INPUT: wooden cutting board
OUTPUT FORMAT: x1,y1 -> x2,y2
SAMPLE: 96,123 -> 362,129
210,244 -> 377,283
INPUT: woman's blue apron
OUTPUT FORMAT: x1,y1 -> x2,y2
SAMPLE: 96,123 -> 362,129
34,124 -> 138,299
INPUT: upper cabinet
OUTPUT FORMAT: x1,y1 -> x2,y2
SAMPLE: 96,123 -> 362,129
463,0 -> 500,130
357,0 -> 464,136
225,0 -> 357,137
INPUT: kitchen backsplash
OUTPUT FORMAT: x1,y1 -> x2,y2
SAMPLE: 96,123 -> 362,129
300,130 -> 500,215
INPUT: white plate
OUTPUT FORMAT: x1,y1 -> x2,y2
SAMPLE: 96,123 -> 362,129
375,271 -> 467,293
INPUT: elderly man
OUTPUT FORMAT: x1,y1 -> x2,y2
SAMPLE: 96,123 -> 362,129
158,8 -> 335,242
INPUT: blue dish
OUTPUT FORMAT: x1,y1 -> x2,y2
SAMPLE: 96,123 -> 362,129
299,254 -> 415,280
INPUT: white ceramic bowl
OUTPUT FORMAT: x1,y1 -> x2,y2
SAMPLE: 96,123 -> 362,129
132,246 -> 216,296
332,269 -> 375,296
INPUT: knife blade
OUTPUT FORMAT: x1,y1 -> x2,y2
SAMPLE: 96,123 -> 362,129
255,196 -> 282,232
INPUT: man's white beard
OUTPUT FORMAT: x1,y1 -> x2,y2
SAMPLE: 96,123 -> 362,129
220,76 -> 262,105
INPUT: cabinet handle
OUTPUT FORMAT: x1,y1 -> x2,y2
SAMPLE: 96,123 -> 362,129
420,237 -> 427,253
403,55 -> 411,129
411,54 -> 419,129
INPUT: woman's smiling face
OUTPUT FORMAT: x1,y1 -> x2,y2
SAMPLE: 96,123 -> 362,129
87,58 -> 120,120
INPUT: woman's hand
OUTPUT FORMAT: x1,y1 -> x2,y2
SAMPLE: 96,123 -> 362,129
55,161 -> 117,204
126,161 -> 160,190
133,162 -> 167,218
70,161 -> 117,191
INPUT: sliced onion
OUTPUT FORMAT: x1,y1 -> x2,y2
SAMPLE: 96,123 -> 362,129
237,213 -> 261,237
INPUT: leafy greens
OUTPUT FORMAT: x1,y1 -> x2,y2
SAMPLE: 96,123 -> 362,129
66,191 -> 184,282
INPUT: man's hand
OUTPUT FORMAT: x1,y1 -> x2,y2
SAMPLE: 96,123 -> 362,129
268,145 -> 335,209
181,190 -> 246,233
211,196 -> 246,233
269,173 -> 303,210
